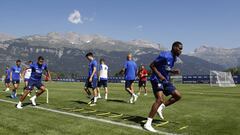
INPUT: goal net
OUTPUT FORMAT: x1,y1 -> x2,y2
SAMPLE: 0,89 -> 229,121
210,70 -> 236,87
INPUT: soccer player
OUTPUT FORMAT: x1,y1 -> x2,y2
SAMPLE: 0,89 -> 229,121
4,66 -> 11,92
137,64 -> 148,96
16,56 -> 51,109
144,41 -> 183,132
23,61 -> 33,97
97,58 -> 109,100
123,53 -> 138,104
85,52 -> 98,106
10,60 -> 22,98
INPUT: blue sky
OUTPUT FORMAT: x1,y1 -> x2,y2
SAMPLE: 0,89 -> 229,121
0,0 -> 240,53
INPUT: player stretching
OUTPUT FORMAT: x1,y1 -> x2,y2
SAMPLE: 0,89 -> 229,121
97,58 -> 109,100
137,64 -> 148,96
4,66 -> 11,92
85,52 -> 98,106
144,41 -> 183,132
16,56 -> 51,109
123,53 -> 138,104
23,61 -> 33,97
10,60 -> 22,99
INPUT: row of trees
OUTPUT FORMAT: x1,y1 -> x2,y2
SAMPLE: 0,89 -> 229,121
225,67 -> 240,75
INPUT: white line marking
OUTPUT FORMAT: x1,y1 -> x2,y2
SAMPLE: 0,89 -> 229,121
0,98 -> 178,135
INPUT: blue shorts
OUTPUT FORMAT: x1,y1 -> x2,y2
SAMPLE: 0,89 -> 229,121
5,79 -> 10,84
24,78 -> 30,82
27,79 -> 44,91
125,80 -> 135,89
85,78 -> 98,89
12,80 -> 20,84
151,79 -> 176,96
98,80 -> 108,88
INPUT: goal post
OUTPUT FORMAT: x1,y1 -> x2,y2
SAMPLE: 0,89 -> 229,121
210,70 -> 236,87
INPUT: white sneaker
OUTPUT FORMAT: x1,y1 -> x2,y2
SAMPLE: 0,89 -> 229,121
129,96 -> 134,104
144,124 -> 157,133
89,103 -> 96,106
5,88 -> 10,92
16,103 -> 23,109
98,96 -> 102,99
137,92 -> 141,95
133,95 -> 138,102
144,93 -> 147,96
30,96 -> 36,106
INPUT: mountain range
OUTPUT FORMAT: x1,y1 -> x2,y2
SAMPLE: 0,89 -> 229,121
0,32 -> 229,76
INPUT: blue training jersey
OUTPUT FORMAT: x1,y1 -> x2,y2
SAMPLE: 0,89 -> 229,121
150,51 -> 176,81
88,59 -> 98,79
5,69 -> 11,79
124,60 -> 137,80
30,62 -> 48,81
11,66 -> 22,80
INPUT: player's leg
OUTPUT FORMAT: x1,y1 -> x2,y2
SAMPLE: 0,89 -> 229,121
25,80 -> 31,97
90,78 -> 98,106
16,81 -> 34,109
4,79 -> 10,91
104,87 -> 108,100
125,80 -> 135,103
29,83 -> 46,106
144,91 -> 164,132
157,83 -> 181,120
130,81 -> 138,102
11,81 -> 19,98
103,80 -> 108,100
84,80 -> 92,98
138,81 -> 142,95
163,90 -> 181,106
97,81 -> 102,98
143,82 -> 148,96
16,90 -> 31,109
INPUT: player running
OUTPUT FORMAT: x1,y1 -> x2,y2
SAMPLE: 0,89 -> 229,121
4,66 -> 11,92
97,58 -> 109,100
85,52 -> 98,106
16,56 -> 51,109
122,53 -> 138,104
10,60 -> 22,98
144,41 -> 183,132
23,61 -> 33,97
137,64 -> 148,96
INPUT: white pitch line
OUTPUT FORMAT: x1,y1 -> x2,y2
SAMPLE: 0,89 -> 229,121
0,98 -> 178,135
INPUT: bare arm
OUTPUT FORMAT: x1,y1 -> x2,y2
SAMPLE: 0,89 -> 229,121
10,71 -> 12,81
89,67 -> 97,82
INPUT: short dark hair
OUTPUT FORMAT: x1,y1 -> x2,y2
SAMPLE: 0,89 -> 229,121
85,52 -> 93,57
172,41 -> 183,49
38,56 -> 44,61
27,60 -> 32,64
100,58 -> 105,63
16,60 -> 21,63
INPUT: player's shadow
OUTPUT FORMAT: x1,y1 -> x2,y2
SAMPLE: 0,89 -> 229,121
22,102 -> 34,107
106,99 -> 128,104
122,115 -> 164,126
72,100 -> 88,105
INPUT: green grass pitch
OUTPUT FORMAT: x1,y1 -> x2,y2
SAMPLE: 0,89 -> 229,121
0,82 -> 240,135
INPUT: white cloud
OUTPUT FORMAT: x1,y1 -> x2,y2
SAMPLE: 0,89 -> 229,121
68,10 -> 83,24
136,25 -> 143,31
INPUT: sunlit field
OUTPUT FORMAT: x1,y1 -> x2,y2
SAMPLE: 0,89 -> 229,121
0,82 -> 239,135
